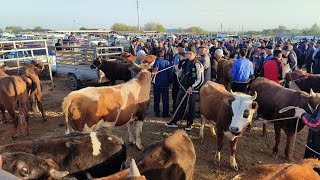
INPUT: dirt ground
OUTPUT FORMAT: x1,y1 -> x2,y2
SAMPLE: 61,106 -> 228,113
0,75 -> 309,180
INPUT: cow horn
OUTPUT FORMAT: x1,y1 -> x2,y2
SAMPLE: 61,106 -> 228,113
129,159 -> 141,177
230,90 -> 235,96
310,89 -> 316,97
148,60 -> 156,68
49,169 -> 69,179
132,61 -> 142,69
251,91 -> 257,100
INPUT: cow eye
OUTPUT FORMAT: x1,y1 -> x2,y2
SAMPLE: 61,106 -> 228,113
243,110 -> 250,118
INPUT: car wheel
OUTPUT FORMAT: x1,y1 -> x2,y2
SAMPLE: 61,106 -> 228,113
68,74 -> 81,90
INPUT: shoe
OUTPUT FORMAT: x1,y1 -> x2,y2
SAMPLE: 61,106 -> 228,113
162,114 -> 170,118
165,122 -> 178,128
185,125 -> 192,131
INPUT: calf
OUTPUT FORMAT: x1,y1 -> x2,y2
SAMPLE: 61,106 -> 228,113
21,63 -> 47,121
200,81 -> 258,170
64,59 -> 155,149
234,158 -> 320,180
0,130 -> 126,179
96,130 -> 196,180
286,70 -> 320,93
0,69 -> 29,138
250,77 -> 320,159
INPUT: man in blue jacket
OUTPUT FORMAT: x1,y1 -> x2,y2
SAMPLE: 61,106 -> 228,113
153,50 -> 173,118
230,48 -> 254,93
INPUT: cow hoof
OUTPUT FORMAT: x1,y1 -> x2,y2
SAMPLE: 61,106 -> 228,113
136,144 -> 143,150
272,153 -> 278,159
261,133 -> 269,138
231,164 -> 239,171
214,160 -> 221,167
129,140 -> 136,145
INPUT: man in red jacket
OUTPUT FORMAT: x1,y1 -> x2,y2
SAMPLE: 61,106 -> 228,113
262,49 -> 285,84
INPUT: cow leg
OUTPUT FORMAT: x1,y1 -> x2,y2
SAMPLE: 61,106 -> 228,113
262,122 -> 267,137
6,106 -> 18,139
200,116 -> 206,141
215,131 -> 224,167
127,121 -> 135,144
37,99 -> 47,122
0,106 -> 7,123
230,137 -> 239,171
284,132 -> 294,161
272,124 -> 281,159
134,121 -> 143,150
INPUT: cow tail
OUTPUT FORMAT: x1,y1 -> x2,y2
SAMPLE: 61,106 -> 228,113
25,73 -> 39,112
62,96 -> 72,134
11,78 -> 28,133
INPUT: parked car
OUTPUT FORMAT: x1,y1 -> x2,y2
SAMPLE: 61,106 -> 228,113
108,36 -> 130,52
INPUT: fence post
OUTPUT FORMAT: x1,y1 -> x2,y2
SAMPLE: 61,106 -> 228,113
44,40 -> 54,87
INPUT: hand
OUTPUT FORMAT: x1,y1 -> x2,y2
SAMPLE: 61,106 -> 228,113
294,108 -> 306,118
152,67 -> 158,73
187,87 -> 193,94
174,65 -> 179,71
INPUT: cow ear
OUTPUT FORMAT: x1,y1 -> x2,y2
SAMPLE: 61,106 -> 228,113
223,98 -> 233,107
252,101 -> 259,111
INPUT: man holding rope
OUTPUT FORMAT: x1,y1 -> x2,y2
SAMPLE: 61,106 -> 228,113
165,51 -> 204,131
294,106 -> 320,159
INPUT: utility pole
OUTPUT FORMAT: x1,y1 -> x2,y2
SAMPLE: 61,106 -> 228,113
73,19 -> 76,30
137,0 -> 140,32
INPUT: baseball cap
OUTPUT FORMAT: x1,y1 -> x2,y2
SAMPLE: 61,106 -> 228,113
178,42 -> 186,48
282,45 -> 293,51
215,49 -> 223,57
258,46 -> 265,50
266,45 -> 273,50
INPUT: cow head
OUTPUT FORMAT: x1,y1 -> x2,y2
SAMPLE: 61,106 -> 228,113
285,70 -> 308,81
307,89 -> 320,112
1,152 -> 69,179
90,56 -> 104,69
30,60 -> 44,74
228,91 -> 258,135
121,52 -> 136,63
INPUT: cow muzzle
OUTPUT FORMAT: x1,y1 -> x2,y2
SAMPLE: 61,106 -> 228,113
229,126 -> 241,136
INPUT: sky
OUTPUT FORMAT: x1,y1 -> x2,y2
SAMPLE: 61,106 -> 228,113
0,0 -> 319,31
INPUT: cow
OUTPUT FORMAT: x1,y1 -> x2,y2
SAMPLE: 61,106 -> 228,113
286,70 -> 320,93
250,77 -> 320,160
90,57 -> 132,85
64,59 -> 155,149
21,63 -> 47,121
222,60 -> 235,88
0,68 -> 29,138
216,59 -> 228,83
1,152 -> 69,180
121,52 -> 157,63
0,130 -> 126,179
96,130 -> 196,180
199,81 -> 258,170
234,158 -> 320,180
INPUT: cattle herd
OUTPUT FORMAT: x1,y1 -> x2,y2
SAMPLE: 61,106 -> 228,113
0,55 -> 319,179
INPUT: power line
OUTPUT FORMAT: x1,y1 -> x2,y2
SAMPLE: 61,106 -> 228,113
137,0 -> 140,32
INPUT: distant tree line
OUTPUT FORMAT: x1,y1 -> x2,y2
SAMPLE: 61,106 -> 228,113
243,24 -> 320,36
2,26 -> 46,34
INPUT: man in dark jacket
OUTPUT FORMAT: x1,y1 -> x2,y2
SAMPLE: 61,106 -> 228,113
282,45 -> 297,72
129,40 -> 137,56
293,43 -> 302,69
306,41 -> 316,73
153,50 -> 173,118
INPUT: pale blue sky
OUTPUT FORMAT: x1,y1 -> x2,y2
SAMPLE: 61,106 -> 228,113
0,0 -> 319,31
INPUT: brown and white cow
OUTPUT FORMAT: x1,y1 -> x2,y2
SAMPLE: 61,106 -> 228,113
286,70 -> 320,93
21,63 -> 47,121
234,158 -> 320,180
63,60 -> 155,149
200,81 -> 258,170
250,77 -> 320,160
0,68 -> 29,138
96,130 -> 196,180
0,130 -> 126,179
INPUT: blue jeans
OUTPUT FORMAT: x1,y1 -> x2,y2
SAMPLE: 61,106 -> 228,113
153,86 -> 169,115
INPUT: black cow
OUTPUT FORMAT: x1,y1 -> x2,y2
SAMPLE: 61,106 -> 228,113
90,57 -> 132,85
0,130 -> 126,179
286,70 -> 320,93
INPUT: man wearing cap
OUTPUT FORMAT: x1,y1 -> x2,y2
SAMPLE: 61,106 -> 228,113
230,48 -> 254,93
250,42 -> 261,74
131,50 -> 147,78
293,43 -> 302,69
129,40 -> 137,56
282,45 -> 297,72
306,41 -> 316,73
312,40 -> 320,74
262,49 -> 285,84
256,46 -> 267,76
265,45 -> 274,62
198,46 -> 211,83
211,49 -> 224,81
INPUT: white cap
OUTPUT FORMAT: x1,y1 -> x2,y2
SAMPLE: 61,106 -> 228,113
215,49 -> 223,57
128,159 -> 141,177
253,42 -> 261,47
137,50 -> 147,57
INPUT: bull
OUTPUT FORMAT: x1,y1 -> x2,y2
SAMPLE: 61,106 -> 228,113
199,81 -> 258,170
286,70 -> 320,93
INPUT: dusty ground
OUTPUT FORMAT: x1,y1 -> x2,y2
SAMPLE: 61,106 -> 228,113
0,75 -> 308,180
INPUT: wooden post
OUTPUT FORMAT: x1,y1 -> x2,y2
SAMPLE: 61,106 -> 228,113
44,40 -> 54,87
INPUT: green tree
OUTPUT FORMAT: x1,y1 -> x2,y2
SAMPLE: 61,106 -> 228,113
33,26 -> 43,32
156,24 -> 166,32
178,28 -> 185,33
190,26 -> 206,34
278,25 -> 287,30
144,22 -> 158,31
290,28 -> 300,35
308,23 -> 320,35
0,28 -> 3,33
5,26 -> 23,34
111,23 -> 138,31
261,29 -> 275,35
79,27 -> 87,30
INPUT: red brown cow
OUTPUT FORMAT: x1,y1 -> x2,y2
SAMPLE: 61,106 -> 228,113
21,63 -> 47,121
216,58 -> 228,83
121,52 -> 157,63
96,130 -> 196,180
286,70 -> 320,93
222,60 -> 236,88
234,158 -> 320,180
63,60 -> 155,149
0,68 -> 29,138
250,77 -> 320,160
200,81 -> 258,170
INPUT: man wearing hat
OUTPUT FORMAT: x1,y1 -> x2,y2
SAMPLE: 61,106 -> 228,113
282,45 -> 297,72
265,45 -> 274,62
211,49 -> 224,81
131,50 -> 147,78
306,41 -> 316,73
250,42 -> 261,74
198,46 -> 211,83
312,40 -> 320,74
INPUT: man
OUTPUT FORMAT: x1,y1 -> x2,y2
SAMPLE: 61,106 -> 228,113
293,43 -> 302,69
209,39 -> 219,55
129,40 -> 137,56
198,46 -> 211,83
111,38 -> 119,46
55,39 -> 63,51
262,49 -> 285,84
294,105 -> 320,159
305,41 -> 316,73
265,45 -> 273,62
171,43 -> 185,113
145,39 -> 153,55
256,46 -> 267,76
153,50 -> 173,118
250,42 -> 261,73
282,45 -> 297,72
165,51 -> 204,131
211,49 -> 224,81
131,50 -> 147,78
230,48 -> 254,93
312,40 -> 320,74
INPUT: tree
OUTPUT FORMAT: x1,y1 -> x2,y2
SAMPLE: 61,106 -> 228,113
190,26 -> 206,34
308,23 -> 320,35
156,24 -> 166,32
33,26 -> 43,32
278,25 -> 287,30
0,28 -> 3,33
111,23 -> 138,31
261,29 -> 275,35
144,22 -> 166,32
290,28 -> 300,35
5,26 -> 23,34
79,27 -> 87,30
178,28 -> 185,33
